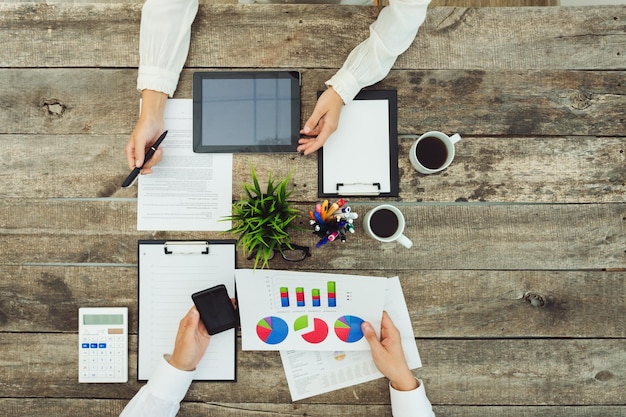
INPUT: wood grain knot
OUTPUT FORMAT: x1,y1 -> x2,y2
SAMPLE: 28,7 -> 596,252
569,91 -> 592,110
594,370 -> 614,381
522,292 -> 546,307
42,99 -> 66,117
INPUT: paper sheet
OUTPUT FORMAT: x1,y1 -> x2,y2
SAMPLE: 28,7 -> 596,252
137,99 -> 232,231
235,269 -> 387,351
321,99 -> 391,195
280,276 -> 421,401
137,241 -> 236,381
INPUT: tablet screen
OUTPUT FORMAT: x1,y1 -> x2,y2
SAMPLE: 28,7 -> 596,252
193,71 -> 301,153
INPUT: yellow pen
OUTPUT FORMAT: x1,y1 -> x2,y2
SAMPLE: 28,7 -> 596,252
320,200 -> 330,220
324,198 -> 345,220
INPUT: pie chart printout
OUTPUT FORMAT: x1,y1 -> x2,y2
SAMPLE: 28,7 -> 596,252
256,316 -> 289,345
294,315 -> 329,344
334,315 -> 364,343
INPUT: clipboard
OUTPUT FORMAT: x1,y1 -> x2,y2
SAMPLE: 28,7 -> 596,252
137,240 -> 237,381
318,90 -> 399,197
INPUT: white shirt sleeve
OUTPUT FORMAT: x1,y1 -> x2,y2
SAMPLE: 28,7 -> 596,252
119,356 -> 195,417
389,379 -> 436,417
326,0 -> 430,104
137,0 -> 199,96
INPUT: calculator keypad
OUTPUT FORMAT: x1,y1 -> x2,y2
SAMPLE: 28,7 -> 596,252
79,335 -> 126,381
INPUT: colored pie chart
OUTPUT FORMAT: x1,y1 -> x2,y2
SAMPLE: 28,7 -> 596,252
294,315 -> 328,344
256,316 -> 289,345
334,315 -> 364,343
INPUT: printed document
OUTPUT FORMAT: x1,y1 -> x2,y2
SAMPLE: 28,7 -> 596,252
280,276 -> 421,401
137,99 -> 232,231
235,269 -> 387,351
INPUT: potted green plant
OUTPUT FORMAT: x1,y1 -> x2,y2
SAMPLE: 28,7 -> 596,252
225,165 -> 300,269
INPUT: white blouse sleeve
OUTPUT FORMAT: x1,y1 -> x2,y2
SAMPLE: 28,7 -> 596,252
389,379 -> 436,417
137,0 -> 199,96
326,0 -> 430,104
119,356 -> 195,417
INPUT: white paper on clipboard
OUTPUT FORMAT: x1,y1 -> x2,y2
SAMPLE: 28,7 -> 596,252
318,90 -> 399,197
137,240 -> 237,381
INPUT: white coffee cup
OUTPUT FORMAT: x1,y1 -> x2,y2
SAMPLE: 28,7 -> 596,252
409,131 -> 461,174
363,204 -> 412,249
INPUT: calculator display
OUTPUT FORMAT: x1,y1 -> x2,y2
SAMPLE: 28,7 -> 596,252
83,314 -> 124,325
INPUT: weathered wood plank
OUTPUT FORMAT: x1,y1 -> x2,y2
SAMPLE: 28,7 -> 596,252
1,266 -> 624,338
1,4 -> 624,70
431,0 -> 558,5
1,200 -> 624,269
1,399 -> 624,417
1,334 -> 623,405
1,133 -> 624,202
3,69 -> 624,137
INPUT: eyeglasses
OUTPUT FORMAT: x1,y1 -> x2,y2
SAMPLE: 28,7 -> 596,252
246,243 -> 312,263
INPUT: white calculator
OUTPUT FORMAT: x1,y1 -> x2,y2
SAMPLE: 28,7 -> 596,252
78,307 -> 128,383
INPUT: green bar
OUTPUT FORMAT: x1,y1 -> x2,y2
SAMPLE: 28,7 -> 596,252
327,281 -> 336,292
312,288 -> 320,296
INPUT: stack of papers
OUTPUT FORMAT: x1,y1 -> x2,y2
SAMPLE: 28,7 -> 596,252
235,270 -> 421,400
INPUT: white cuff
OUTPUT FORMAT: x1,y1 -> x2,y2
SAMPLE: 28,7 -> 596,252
389,379 -> 434,417
145,355 -> 195,403
137,66 -> 180,97
325,67 -> 362,105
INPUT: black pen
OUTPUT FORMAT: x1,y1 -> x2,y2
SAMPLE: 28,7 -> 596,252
121,130 -> 168,188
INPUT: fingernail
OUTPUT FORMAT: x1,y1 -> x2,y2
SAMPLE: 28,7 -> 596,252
303,126 -> 311,134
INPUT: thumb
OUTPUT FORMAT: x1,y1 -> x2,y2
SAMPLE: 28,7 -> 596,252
362,321 -> 381,349
134,145 -> 145,168
302,106 -> 325,135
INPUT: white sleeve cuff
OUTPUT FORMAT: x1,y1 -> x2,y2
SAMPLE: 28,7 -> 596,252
144,355 -> 196,403
325,67 -> 362,105
137,66 -> 180,97
389,379 -> 435,417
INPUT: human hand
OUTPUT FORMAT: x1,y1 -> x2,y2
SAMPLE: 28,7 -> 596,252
125,89 -> 167,174
297,87 -> 344,155
168,306 -> 211,372
362,311 -> 419,391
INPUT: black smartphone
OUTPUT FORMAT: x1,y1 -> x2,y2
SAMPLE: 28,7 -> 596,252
191,284 -> 238,335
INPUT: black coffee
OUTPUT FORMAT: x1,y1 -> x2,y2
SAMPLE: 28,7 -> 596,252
416,136 -> 448,170
369,209 -> 399,238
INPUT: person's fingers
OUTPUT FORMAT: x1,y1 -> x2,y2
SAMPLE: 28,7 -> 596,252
133,141 -> 146,169
190,307 -> 210,339
140,148 -> 163,174
302,105 -> 326,135
362,321 -> 381,348
300,125 -> 321,136
125,140 -> 137,170
178,307 -> 196,332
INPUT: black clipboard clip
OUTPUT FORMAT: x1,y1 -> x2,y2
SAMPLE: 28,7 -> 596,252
336,182 -> 381,196
164,241 -> 210,255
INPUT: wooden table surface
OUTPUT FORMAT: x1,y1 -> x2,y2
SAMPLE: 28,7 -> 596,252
1,2 -> 625,416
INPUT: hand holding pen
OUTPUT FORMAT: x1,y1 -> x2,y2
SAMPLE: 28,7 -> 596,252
121,130 -> 168,188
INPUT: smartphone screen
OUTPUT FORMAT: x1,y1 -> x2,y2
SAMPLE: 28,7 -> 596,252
191,284 -> 238,335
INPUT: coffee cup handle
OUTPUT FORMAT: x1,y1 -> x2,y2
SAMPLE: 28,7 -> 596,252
396,234 -> 413,249
449,133 -> 461,144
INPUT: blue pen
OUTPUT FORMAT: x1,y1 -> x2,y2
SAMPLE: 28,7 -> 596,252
316,235 -> 330,248
313,210 -> 325,225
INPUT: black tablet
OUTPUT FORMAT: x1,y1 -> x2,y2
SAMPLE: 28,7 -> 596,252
193,71 -> 301,153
